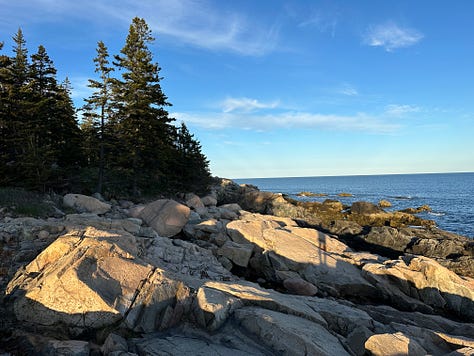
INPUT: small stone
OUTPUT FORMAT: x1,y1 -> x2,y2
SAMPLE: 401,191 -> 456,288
347,326 -> 374,356
365,332 -> 427,356
218,203 -> 242,213
185,193 -> 205,210
46,340 -> 90,356
201,195 -> 218,207
211,233 -> 229,247
378,200 -> 392,208
218,208 -> 238,220
219,241 -> 254,267
195,219 -> 221,234
37,230 -> 50,239
283,277 -> 318,296
218,256 -> 233,271
102,333 -> 128,354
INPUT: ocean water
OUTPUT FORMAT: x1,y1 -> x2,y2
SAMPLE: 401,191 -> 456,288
235,172 -> 474,238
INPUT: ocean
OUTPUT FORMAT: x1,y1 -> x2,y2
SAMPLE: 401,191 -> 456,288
235,172 -> 474,239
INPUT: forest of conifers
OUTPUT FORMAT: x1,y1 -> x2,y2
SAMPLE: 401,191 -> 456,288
0,17 -> 212,197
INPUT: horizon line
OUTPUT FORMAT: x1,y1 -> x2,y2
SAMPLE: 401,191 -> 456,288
230,170 -> 474,180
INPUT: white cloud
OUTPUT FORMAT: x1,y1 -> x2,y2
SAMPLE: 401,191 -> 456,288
364,22 -> 423,51
173,110 -> 399,133
0,0 -> 279,56
385,104 -> 420,116
221,97 -> 280,113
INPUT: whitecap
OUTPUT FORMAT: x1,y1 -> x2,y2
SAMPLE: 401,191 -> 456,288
394,196 -> 413,200
428,212 -> 446,217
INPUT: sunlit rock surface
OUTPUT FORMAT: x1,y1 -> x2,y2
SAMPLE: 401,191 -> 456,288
1,186 -> 474,355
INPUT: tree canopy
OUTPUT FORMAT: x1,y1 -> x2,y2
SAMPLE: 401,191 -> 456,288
0,18 -> 212,196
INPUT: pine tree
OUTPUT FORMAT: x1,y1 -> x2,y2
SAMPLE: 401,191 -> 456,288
112,17 -> 175,195
81,41 -> 114,193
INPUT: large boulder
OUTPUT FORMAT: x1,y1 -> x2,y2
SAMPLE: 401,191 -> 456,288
363,255 -> 474,321
226,213 -> 377,298
5,227 -> 193,334
63,194 -> 111,214
139,199 -> 190,237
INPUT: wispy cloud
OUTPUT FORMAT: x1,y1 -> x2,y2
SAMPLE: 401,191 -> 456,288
299,11 -> 338,37
69,76 -> 93,101
0,0 -> 279,56
221,97 -> 280,113
337,83 -> 359,96
364,21 -> 423,51
173,110 -> 399,133
385,104 -> 421,116
173,95 -> 422,133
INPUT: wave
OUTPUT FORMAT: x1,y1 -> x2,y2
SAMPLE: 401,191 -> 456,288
393,196 -> 414,200
428,211 -> 446,217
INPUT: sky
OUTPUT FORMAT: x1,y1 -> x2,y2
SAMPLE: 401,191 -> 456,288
1,0 -> 473,178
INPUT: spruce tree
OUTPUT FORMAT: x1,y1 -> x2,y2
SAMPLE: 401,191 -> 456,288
174,122 -> 211,193
11,29 -> 28,88
22,45 -> 81,189
82,41 -> 114,193
112,17 -> 175,195
54,78 -> 82,183
0,42 -> 13,184
5,29 -> 31,185
20,44 -> 59,188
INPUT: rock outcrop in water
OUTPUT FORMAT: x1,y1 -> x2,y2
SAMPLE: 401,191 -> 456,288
0,180 -> 473,355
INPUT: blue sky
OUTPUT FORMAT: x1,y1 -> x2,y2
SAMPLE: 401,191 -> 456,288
1,0 -> 473,178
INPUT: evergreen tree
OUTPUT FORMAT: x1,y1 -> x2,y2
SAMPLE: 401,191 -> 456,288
19,44 -> 59,188
3,29 -> 31,185
0,42 -> 13,184
54,78 -> 82,179
112,17 -> 175,195
11,29 -> 28,88
19,45 -> 82,190
81,41 -> 114,193
174,122 -> 212,192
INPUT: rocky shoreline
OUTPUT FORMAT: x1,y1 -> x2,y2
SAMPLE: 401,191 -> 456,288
1,179 -> 473,355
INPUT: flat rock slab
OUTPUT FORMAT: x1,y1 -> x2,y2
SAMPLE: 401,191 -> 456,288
5,227 -> 188,333
235,306 -> 350,355
363,255 -> 474,321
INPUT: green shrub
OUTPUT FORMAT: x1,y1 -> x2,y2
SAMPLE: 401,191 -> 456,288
0,187 -> 55,218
